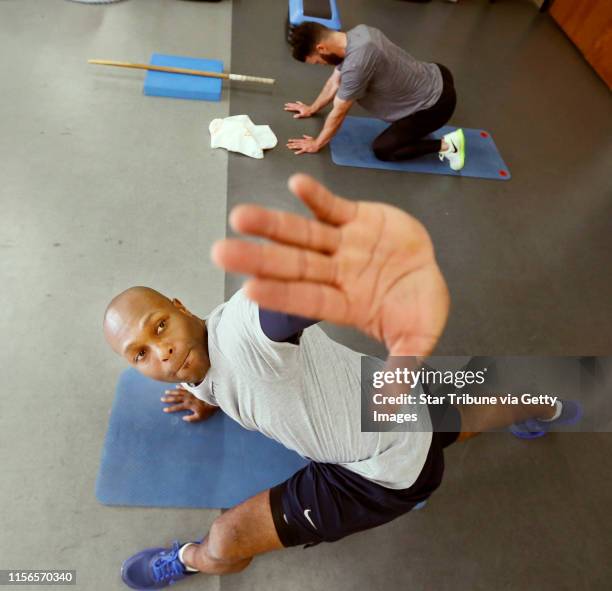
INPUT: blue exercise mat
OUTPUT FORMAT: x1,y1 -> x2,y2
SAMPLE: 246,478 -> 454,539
143,54 -> 223,101
330,116 -> 511,180
96,369 -> 308,509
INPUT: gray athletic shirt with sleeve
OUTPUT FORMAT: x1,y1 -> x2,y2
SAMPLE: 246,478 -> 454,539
181,289 -> 432,490
336,25 -> 443,122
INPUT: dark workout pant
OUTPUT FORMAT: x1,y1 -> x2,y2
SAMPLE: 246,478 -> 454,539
372,64 -> 456,161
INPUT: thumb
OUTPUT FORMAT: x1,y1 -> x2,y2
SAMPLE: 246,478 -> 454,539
183,413 -> 198,422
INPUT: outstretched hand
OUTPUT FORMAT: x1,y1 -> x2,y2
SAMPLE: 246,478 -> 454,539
211,174 -> 449,357
161,388 -> 218,423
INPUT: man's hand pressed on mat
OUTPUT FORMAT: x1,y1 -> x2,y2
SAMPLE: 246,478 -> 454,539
162,387 -> 217,422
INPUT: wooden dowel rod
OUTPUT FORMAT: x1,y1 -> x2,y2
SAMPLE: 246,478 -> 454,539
88,59 -> 275,85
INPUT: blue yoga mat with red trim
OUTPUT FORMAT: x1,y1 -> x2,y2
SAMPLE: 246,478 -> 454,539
330,116 -> 511,180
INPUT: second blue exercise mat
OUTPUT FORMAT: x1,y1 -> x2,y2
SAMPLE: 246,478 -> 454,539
96,369 -> 308,508
330,116 -> 511,180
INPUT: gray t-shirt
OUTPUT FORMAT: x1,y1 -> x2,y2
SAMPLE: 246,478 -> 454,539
182,289 -> 432,490
337,25 -> 443,122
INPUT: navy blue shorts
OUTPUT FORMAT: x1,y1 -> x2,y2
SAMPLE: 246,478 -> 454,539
270,401 -> 461,547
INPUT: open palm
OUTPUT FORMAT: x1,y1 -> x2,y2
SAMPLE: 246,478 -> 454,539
211,174 -> 449,357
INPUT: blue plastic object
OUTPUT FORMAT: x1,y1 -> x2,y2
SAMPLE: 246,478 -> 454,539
96,369 -> 308,508
143,54 -> 223,102
289,0 -> 341,30
510,400 -> 583,439
330,116 -> 512,180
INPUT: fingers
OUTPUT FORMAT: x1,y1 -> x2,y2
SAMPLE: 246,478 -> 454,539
287,138 -> 305,148
288,174 -> 357,226
244,279 -> 350,325
163,403 -> 188,413
228,204 -> 340,253
212,239 -> 339,285
286,139 -> 308,155
284,101 -> 307,117
183,413 -> 200,423
161,389 -> 186,403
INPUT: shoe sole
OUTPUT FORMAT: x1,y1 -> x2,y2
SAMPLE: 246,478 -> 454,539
510,425 -> 547,440
451,129 -> 465,171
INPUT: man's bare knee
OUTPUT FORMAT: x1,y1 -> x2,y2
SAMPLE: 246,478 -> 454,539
206,515 -> 251,565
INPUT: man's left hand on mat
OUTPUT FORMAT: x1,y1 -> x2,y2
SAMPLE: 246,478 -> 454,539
287,135 -> 321,155
161,387 -> 217,423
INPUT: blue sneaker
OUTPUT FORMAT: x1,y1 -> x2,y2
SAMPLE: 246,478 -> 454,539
510,400 -> 583,440
121,540 -> 197,589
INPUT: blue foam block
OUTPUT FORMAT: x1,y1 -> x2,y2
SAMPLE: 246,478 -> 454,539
330,116 -> 511,180
96,369 -> 308,508
143,54 -> 223,102
289,0 -> 341,30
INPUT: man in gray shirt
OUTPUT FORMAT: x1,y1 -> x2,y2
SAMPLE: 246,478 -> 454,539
286,23 -> 466,170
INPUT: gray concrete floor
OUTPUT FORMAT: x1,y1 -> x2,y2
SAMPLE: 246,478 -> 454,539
1,0 -> 611,590
226,0 -> 612,590
0,0 -> 231,589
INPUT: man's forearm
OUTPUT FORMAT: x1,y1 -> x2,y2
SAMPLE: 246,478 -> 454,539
314,108 -> 348,149
310,78 -> 339,114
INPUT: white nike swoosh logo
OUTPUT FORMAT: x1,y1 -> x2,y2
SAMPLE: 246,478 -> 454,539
304,508 -> 317,530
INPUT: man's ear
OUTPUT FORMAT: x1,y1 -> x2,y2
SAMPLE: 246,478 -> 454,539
171,298 -> 195,317
315,42 -> 327,54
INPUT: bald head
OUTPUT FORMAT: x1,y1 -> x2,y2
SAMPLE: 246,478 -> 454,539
103,286 -> 209,383
104,286 -> 171,352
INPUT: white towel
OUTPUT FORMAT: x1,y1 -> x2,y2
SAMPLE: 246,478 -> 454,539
209,115 -> 277,159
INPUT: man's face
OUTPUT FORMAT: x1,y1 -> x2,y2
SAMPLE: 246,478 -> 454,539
305,41 -> 344,66
305,52 -> 343,66
104,290 -> 209,384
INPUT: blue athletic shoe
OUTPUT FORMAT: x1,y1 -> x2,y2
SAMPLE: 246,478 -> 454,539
510,400 -> 583,440
121,540 -> 197,589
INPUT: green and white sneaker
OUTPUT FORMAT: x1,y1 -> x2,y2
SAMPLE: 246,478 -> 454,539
439,128 -> 465,171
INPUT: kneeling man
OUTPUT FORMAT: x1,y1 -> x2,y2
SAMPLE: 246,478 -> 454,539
285,23 -> 465,170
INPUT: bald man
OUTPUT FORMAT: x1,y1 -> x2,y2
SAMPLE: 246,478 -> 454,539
105,175 -> 579,590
